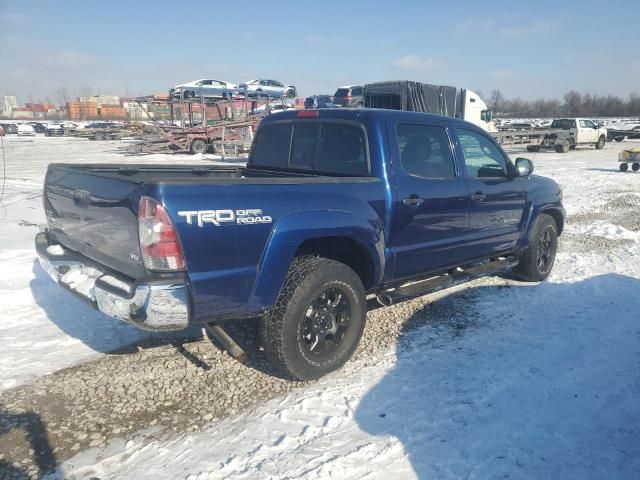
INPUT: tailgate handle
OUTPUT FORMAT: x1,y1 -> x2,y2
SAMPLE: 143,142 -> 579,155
73,189 -> 91,208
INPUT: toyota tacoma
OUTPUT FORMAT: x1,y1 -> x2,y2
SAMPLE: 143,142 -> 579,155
36,108 -> 565,380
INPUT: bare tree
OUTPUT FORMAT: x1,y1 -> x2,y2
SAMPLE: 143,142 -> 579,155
563,91 -> 583,117
54,87 -> 70,107
627,93 -> 640,116
488,89 -> 505,113
79,86 -> 93,120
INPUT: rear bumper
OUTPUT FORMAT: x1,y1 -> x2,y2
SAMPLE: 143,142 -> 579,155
35,231 -> 190,331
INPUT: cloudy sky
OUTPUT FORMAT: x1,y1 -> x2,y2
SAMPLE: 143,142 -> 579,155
1,0 -> 639,104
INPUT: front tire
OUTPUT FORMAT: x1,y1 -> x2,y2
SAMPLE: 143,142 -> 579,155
514,213 -> 558,282
596,135 -> 605,149
286,89 -> 296,99
261,257 -> 366,381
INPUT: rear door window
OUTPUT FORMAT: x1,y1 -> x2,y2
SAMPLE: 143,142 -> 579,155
351,87 -> 363,96
396,124 -> 456,179
334,89 -> 349,97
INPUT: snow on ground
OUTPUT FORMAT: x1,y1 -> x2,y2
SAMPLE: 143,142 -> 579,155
1,135 -> 639,479
0,136 -> 229,390
54,270 -> 640,480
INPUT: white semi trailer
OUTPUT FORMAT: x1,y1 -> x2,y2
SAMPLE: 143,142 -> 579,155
363,80 -> 496,132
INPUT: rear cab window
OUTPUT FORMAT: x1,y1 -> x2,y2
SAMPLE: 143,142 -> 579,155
250,121 -> 369,176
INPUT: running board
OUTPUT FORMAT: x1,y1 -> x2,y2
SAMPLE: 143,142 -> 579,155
376,256 -> 518,306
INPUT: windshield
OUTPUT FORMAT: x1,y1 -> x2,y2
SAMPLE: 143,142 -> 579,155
334,88 -> 349,97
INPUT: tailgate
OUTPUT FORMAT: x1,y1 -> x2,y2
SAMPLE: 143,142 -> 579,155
43,165 -> 145,279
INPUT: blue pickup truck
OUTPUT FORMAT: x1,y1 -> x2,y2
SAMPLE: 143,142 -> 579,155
36,108 -> 564,380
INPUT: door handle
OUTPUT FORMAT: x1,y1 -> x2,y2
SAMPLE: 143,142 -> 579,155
402,195 -> 424,207
470,192 -> 486,202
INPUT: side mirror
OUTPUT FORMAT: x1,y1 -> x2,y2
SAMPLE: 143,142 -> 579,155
515,157 -> 534,177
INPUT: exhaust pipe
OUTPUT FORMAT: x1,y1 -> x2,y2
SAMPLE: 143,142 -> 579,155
204,323 -> 247,363
376,294 -> 394,307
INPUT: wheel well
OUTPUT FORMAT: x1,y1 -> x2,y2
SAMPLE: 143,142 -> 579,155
542,208 -> 564,235
295,236 -> 375,289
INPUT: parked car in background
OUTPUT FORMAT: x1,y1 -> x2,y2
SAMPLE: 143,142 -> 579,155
254,102 -> 296,114
333,85 -> 364,108
170,79 -> 239,99
241,79 -> 297,98
28,122 -> 47,134
608,122 -> 640,142
17,124 -> 36,136
45,124 -> 65,137
84,122 -> 118,129
527,118 -> 607,153
0,123 -> 18,134
304,95 -> 334,109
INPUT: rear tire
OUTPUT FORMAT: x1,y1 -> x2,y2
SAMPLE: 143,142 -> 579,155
596,135 -> 605,149
633,163 -> 640,171
526,145 -> 540,152
514,213 -> 558,282
190,139 -> 208,154
260,257 -> 366,381
615,136 -> 625,142
555,140 -> 571,153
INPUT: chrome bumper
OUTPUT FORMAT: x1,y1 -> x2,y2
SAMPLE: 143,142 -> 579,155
36,235 -> 190,331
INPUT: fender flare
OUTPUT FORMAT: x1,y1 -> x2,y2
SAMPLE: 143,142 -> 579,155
519,201 -> 565,250
249,210 -> 385,309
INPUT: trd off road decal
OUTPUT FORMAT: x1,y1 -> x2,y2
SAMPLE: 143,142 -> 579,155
178,209 -> 272,227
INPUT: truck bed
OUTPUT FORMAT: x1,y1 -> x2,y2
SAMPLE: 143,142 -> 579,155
43,162 -> 384,322
49,163 -> 379,184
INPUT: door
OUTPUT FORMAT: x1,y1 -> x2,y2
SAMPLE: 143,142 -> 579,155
580,119 -> 598,143
390,122 -> 470,279
196,80 -> 213,98
264,80 -> 279,96
454,128 -> 527,261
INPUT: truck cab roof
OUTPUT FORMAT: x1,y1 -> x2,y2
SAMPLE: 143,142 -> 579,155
261,107 -> 476,130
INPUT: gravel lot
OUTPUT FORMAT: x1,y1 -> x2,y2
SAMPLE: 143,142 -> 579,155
1,135 -> 639,479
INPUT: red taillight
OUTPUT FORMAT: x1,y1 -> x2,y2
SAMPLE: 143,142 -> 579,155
138,196 -> 185,271
297,110 -> 319,117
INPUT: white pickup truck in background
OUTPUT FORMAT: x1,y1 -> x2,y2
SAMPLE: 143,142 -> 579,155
526,118 -> 607,153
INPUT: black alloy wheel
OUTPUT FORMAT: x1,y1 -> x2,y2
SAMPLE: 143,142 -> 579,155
301,287 -> 352,358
